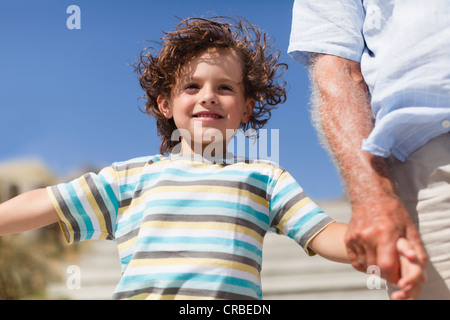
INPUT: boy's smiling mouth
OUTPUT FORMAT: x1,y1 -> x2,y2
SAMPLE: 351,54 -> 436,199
192,111 -> 224,120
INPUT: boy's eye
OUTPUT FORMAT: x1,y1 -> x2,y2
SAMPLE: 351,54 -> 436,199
185,84 -> 199,91
219,85 -> 232,91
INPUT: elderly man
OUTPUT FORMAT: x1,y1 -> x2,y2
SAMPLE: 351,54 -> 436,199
288,0 -> 450,299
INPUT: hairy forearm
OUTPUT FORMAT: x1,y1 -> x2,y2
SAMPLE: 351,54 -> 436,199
0,188 -> 59,235
309,55 -> 427,280
310,54 -> 397,205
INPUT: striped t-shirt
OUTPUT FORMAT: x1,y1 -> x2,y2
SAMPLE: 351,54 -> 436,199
47,154 -> 334,300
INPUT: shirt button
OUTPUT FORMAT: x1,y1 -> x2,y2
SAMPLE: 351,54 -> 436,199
443,120 -> 450,129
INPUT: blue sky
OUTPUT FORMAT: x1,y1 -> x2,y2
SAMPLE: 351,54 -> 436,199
0,0 -> 344,200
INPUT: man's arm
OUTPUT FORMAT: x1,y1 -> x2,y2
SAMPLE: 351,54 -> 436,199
0,188 -> 59,235
309,54 -> 426,283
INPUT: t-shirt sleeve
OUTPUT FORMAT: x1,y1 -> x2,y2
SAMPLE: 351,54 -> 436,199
269,170 -> 334,256
287,0 -> 366,65
46,166 -> 120,244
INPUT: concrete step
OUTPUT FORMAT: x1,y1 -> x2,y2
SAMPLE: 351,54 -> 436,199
261,232 -> 388,300
46,241 -> 121,300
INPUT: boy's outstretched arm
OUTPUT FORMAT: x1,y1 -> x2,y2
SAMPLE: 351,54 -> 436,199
0,188 -> 59,235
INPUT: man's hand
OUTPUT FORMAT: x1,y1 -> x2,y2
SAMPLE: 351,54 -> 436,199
346,195 -> 426,284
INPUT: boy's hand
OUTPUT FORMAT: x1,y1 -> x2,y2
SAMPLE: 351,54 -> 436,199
390,238 -> 427,300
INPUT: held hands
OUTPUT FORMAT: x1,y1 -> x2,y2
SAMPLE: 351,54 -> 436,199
391,238 -> 427,300
345,198 -> 427,300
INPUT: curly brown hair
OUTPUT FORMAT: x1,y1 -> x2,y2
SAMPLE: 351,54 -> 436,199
134,16 -> 287,154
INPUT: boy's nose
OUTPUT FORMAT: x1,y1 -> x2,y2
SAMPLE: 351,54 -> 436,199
200,88 -> 217,106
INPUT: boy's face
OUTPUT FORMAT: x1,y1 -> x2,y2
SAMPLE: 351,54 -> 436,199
157,48 -> 255,154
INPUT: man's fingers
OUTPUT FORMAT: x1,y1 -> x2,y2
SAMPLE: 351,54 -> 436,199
346,229 -> 382,274
345,232 -> 368,272
377,239 -> 401,284
347,246 -> 366,272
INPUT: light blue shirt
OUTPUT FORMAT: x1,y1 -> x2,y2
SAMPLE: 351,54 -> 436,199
288,0 -> 450,162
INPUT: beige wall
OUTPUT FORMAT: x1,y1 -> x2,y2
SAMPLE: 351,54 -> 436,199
0,159 -> 56,202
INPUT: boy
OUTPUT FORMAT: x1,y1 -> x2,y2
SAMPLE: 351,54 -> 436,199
0,17 -> 421,300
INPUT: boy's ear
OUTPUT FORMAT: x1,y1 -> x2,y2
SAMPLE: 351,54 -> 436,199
157,95 -> 172,119
241,99 -> 256,124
